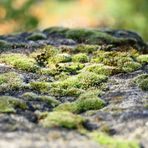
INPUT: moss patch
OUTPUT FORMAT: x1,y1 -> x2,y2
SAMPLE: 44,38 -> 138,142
55,90 -> 105,113
72,53 -> 89,63
39,111 -> 85,129
0,53 -> 38,72
134,74 -> 148,91
27,32 -> 47,41
137,54 -> 148,64
0,96 -> 27,113
89,132 -> 139,148
0,72 -> 23,93
22,92 -> 60,107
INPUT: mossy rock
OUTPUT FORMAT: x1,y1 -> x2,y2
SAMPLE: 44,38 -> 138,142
0,72 -> 23,93
0,96 -> 27,113
89,132 -> 140,148
39,111 -> 85,129
27,32 -> 47,41
22,92 -> 60,107
0,53 -> 38,72
0,40 -> 11,49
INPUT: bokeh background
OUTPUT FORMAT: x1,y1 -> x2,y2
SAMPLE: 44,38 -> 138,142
0,0 -> 147,40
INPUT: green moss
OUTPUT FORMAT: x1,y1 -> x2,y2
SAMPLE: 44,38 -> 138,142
48,53 -> 72,64
91,51 -> 141,73
65,28 -> 135,45
134,74 -> 148,91
0,40 -> 11,48
22,92 -> 60,107
83,64 -> 118,76
55,90 -> 105,113
122,61 -> 141,73
74,44 -> 99,53
32,45 -> 59,66
72,53 -> 89,63
89,132 -> 140,148
51,72 -> 107,93
39,111 -> 85,129
30,81 -> 51,93
0,72 -> 23,93
43,27 -> 68,35
0,53 -> 38,72
27,32 -> 47,41
137,54 -> 148,64
0,96 -> 27,113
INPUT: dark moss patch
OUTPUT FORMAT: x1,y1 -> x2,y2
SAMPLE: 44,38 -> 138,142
27,32 -> 47,41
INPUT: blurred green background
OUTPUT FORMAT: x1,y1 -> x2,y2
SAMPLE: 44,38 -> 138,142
0,0 -> 147,40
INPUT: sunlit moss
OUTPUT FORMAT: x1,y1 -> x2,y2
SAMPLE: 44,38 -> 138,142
27,32 -> 47,41
22,92 -> 60,107
91,51 -> 141,73
0,96 -> 27,113
72,53 -> 89,63
48,53 -> 72,64
55,90 -> 105,113
0,72 -> 23,93
0,53 -> 38,72
83,64 -> 118,76
32,45 -> 59,66
137,54 -> 148,64
89,132 -> 140,148
134,74 -> 148,91
39,111 -> 85,129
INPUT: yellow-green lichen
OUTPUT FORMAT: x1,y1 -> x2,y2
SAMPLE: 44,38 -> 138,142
55,90 -> 105,113
137,54 -> 148,64
0,96 -> 27,113
39,111 -> 85,129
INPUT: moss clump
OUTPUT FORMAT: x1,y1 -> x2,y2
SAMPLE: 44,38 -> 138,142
30,81 -> 51,93
91,51 -> 141,73
32,45 -> 59,66
137,54 -> 148,64
72,53 -> 89,63
48,53 -> 72,64
89,132 -> 139,148
51,72 -> 107,94
83,64 -> 118,76
0,40 -> 11,48
134,74 -> 148,91
0,72 -> 23,93
0,96 -> 27,113
39,111 -> 85,129
22,92 -> 60,107
55,90 -> 105,113
43,27 -> 69,35
74,44 -> 99,53
27,32 -> 47,41
0,53 -> 38,72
